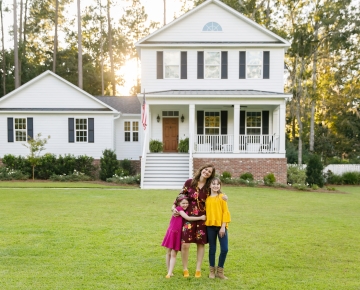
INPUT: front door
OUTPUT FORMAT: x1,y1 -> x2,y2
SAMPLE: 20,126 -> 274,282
163,118 -> 178,152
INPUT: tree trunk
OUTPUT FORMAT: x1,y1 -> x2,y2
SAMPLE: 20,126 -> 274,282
0,0 -> 6,95
296,56 -> 306,165
18,0 -> 22,84
163,0 -> 166,26
98,0 -> 104,95
77,0 -> 83,89
53,0 -> 58,73
13,0 -> 20,89
107,0 -> 115,95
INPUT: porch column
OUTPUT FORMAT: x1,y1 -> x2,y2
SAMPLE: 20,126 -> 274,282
279,103 -> 286,154
233,104 -> 240,153
146,103 -> 150,153
189,104 -> 195,154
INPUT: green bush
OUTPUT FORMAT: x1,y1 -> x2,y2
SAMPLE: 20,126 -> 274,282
0,167 -> 29,180
36,153 -> 58,179
99,149 -> 119,181
324,170 -> 343,185
239,178 -> 258,187
292,183 -> 310,191
2,154 -> 32,176
264,173 -> 276,185
311,184 -> 319,190
149,139 -> 163,152
177,138 -> 189,153
240,172 -> 254,181
56,154 -> 77,176
106,174 -> 141,185
306,154 -> 324,188
119,159 -> 134,175
287,166 -> 307,185
342,172 -> 360,185
75,155 -> 95,177
221,171 -> 232,179
49,170 -> 92,182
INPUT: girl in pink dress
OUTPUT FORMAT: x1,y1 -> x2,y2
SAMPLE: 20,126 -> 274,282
161,194 -> 206,278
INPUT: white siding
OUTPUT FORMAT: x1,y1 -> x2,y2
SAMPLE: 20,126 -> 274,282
115,116 -> 142,161
141,48 -> 285,93
150,3 -> 276,42
0,113 -> 114,159
0,74 -> 108,109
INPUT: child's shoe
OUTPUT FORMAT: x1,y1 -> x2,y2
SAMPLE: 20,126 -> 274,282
165,275 -> 171,279
195,270 -> 201,278
183,269 -> 189,277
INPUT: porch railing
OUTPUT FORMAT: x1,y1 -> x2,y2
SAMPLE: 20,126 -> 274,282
194,134 -> 279,153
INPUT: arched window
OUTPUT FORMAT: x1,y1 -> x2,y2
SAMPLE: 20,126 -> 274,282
202,22 -> 222,32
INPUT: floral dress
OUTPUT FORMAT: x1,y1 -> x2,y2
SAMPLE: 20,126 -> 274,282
175,179 -> 208,244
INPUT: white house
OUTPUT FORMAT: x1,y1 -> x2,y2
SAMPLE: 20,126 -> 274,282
0,0 -> 291,189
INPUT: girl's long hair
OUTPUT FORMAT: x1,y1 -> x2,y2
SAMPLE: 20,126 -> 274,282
191,164 -> 216,192
210,177 -> 222,194
175,194 -> 188,206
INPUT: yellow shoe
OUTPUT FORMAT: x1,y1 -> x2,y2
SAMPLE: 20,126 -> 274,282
165,275 -> 171,279
195,270 -> 201,278
183,269 -> 189,277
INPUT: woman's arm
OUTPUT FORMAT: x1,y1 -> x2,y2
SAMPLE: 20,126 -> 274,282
179,211 -> 206,221
219,222 -> 227,238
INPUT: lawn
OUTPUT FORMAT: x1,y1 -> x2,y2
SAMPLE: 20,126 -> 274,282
0,184 -> 359,290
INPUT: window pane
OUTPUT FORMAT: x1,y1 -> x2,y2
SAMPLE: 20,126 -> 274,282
125,132 -> 130,142
247,65 -> 262,79
205,52 -> 220,65
124,122 -> 130,131
247,51 -> 262,65
164,51 -> 179,65
133,122 -> 138,131
205,66 -> 220,78
165,66 -> 179,78
133,132 -> 138,142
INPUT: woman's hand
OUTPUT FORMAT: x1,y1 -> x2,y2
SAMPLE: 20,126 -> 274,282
200,215 -> 206,221
172,207 -> 179,217
219,227 -> 226,238
222,194 -> 228,201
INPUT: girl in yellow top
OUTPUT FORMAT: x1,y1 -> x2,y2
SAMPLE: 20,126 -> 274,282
205,177 -> 231,279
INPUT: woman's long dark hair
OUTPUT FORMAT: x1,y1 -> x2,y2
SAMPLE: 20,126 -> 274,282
191,163 -> 216,192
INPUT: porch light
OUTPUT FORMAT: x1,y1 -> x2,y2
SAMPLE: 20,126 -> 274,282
181,114 -> 185,123
157,114 -> 160,122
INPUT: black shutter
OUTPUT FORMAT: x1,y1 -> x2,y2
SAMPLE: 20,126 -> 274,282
197,111 -> 204,134
27,118 -> 33,140
221,111 -> 228,134
263,51 -> 270,79
240,111 -> 246,134
88,118 -> 94,143
239,51 -> 246,79
68,118 -> 74,143
221,51 -> 228,79
197,51 -> 204,79
7,118 -> 14,142
262,111 -> 269,135
181,51 -> 187,79
157,51 -> 163,79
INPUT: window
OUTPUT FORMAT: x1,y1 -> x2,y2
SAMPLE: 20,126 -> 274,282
164,51 -> 180,79
247,51 -> 262,79
205,52 -> 220,79
203,22 -> 222,31
162,111 -> 179,117
76,118 -> 87,142
246,112 -> 261,135
205,112 -> 220,135
124,121 -> 139,142
15,118 -> 27,141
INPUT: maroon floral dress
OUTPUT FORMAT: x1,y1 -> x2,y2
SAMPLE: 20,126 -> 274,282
175,179 -> 208,244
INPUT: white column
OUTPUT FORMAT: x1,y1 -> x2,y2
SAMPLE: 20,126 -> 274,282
189,104 -> 195,154
146,104 -> 150,153
233,104 -> 240,153
279,103 -> 286,154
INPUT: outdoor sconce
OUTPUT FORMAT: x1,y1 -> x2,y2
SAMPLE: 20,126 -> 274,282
157,114 -> 160,122
181,114 -> 185,123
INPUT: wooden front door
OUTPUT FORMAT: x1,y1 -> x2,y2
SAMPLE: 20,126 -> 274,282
163,118 -> 179,152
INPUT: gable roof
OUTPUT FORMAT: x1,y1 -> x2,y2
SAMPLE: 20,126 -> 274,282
136,0 -> 290,53
94,96 -> 141,114
0,70 -> 117,113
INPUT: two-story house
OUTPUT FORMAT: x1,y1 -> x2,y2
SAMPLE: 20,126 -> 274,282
136,0 -> 291,188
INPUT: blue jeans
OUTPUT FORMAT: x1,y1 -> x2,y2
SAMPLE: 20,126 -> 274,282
207,226 -> 228,268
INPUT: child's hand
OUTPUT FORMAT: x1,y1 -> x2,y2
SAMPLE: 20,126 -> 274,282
200,215 -> 206,220
222,194 -> 228,201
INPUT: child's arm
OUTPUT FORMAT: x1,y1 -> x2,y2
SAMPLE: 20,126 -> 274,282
219,222 -> 227,237
179,211 -> 206,221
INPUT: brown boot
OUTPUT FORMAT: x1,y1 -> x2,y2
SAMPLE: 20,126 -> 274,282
216,267 -> 228,279
209,266 -> 215,279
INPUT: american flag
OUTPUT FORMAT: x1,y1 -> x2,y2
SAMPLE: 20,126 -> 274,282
142,91 -> 147,130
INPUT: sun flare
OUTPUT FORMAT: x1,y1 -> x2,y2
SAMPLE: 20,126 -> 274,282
117,58 -> 140,96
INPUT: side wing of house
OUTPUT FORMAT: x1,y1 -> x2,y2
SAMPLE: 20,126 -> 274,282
0,71 -> 117,159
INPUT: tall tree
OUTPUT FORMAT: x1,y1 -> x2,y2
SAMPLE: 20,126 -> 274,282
77,0 -> 83,89
107,0 -> 115,95
0,0 -> 5,95
13,0 -> 19,88
53,0 -> 58,72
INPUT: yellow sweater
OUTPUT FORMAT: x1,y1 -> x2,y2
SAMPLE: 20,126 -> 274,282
205,193 -> 231,228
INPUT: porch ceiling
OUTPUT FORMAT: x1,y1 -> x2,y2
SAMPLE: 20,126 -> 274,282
146,90 -> 289,96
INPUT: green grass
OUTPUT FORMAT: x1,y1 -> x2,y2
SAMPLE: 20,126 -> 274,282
0,185 -> 359,289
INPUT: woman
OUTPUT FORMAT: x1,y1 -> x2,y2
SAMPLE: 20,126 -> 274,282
171,164 -> 217,278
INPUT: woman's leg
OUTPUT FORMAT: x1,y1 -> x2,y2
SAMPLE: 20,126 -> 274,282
181,243 -> 190,270
217,229 -> 228,268
166,249 -> 178,277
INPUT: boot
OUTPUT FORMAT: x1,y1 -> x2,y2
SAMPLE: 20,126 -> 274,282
216,267 -> 228,279
209,266 -> 215,279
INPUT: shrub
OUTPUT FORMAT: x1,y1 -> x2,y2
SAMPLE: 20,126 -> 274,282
306,154 -> 324,188
221,171 -> 232,179
324,170 -> 343,185
36,153 -> 57,179
119,159 -> 134,176
149,139 -> 163,152
56,154 -> 77,176
2,154 -> 32,176
0,167 -> 29,180
239,179 -> 258,187
106,174 -> 141,185
99,149 -> 119,181
49,170 -> 92,182
342,172 -> 360,185
264,173 -> 276,185
75,155 -> 95,177
287,166 -> 307,185
177,138 -> 189,153
115,168 -> 129,177
311,184 -> 319,190
240,172 -> 254,181
292,183 -> 310,191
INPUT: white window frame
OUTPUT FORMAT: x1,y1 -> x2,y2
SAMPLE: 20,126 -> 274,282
75,118 -> 88,143
124,121 -> 139,142
202,22 -> 223,32
14,117 -> 27,142
164,51 -> 180,79
246,111 -> 262,136
204,111 -> 220,135
204,51 -> 221,79
246,50 -> 263,79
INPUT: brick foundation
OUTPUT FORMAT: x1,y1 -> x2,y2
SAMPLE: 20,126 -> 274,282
193,158 -> 287,184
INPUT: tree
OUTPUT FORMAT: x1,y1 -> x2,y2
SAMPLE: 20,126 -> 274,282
23,133 -> 51,180
13,0 -> 19,88
53,0 -> 58,72
77,0 -> 83,89
0,0 -> 5,96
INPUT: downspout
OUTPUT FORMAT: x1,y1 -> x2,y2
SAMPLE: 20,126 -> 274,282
113,113 -> 121,152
